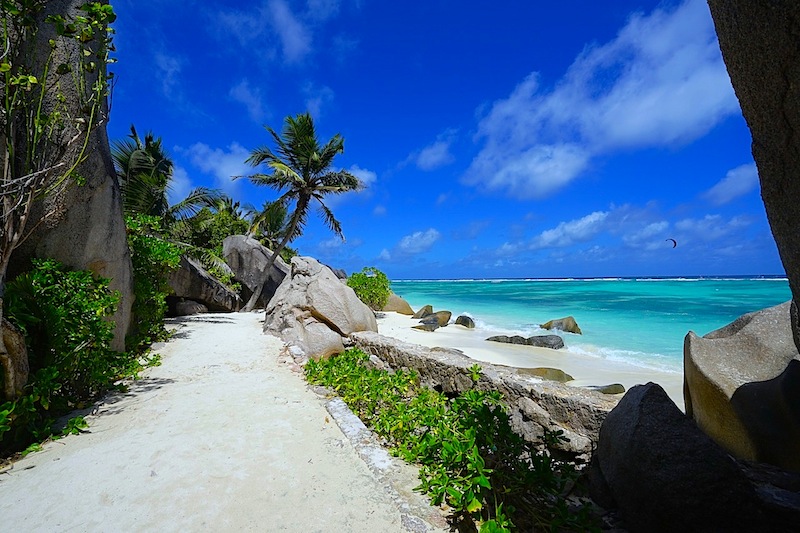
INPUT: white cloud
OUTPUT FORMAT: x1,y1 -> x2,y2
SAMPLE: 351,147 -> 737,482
416,140 -> 454,171
229,79 -> 267,123
182,142 -> 251,193
531,211 -> 609,249
269,0 -> 312,63
154,53 -> 182,95
168,166 -> 194,205
674,214 -> 750,243
464,0 -> 739,198
348,164 -> 376,188
303,83 -> 334,117
373,205 -> 387,216
397,229 -> 441,255
703,163 -> 758,205
306,0 -> 341,21
623,220 -> 671,250
378,248 -> 391,261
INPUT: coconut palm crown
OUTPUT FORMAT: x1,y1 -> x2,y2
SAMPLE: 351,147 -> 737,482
240,112 -> 363,310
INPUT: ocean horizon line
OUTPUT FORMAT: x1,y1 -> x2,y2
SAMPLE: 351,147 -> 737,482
392,275 -> 789,283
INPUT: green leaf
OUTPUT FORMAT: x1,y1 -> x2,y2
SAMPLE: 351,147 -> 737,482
466,497 -> 483,513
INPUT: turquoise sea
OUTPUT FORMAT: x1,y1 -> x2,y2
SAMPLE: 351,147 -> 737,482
391,278 -> 792,373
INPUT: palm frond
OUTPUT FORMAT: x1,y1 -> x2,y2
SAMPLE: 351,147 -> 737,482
166,187 -> 224,221
315,199 -> 344,239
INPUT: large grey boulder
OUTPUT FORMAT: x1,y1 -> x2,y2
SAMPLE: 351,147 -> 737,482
264,256 -> 377,360
8,0 -> 133,352
707,1 -> 800,351
168,256 -> 242,313
222,235 -> 289,309
455,315 -> 475,329
382,292 -> 414,315
487,334 -> 565,350
590,383 -> 765,531
684,301 -> 800,471
412,305 -> 433,319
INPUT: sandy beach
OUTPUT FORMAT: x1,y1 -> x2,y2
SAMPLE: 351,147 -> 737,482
377,311 -> 685,410
0,313 -> 446,533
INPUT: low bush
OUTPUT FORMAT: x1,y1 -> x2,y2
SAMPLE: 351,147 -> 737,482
305,349 -> 598,532
125,214 -> 182,352
347,267 -> 390,311
1,259 -> 158,456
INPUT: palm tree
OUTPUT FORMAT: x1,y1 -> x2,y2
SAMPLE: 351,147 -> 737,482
112,125 -> 221,221
239,112 -> 363,311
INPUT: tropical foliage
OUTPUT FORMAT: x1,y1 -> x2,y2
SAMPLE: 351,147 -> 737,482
239,112 -> 362,310
347,267 -> 390,311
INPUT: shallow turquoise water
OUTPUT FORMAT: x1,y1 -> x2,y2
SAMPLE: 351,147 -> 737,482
391,278 -> 792,372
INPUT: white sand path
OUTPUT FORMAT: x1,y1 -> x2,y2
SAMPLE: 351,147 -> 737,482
0,313 -> 444,532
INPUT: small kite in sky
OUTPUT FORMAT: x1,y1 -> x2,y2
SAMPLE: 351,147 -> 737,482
666,238 -> 677,248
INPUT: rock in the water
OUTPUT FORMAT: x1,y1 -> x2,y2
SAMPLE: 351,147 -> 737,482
1,319 -> 29,400
168,256 -> 242,313
684,301 -> 800,471
173,299 -> 208,316
222,235 -> 290,309
517,367 -> 573,383
455,315 -> 475,328
382,292 -> 414,315
412,305 -> 433,319
264,256 -> 377,360
591,383 -> 763,532
586,384 -> 625,395
427,311 -> 451,327
540,316 -> 582,334
486,335 -> 564,350
412,323 -> 438,332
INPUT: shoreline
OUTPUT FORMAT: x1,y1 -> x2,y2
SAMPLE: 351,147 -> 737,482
376,311 -> 685,410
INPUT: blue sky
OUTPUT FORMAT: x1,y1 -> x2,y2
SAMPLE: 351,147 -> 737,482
107,0 -> 783,279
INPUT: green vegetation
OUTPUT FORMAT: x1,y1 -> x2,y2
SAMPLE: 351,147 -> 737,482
1,259 -> 159,457
0,1 -> 117,399
305,349 -> 598,532
125,214 -> 182,353
347,267 -> 390,311
239,112 -> 363,310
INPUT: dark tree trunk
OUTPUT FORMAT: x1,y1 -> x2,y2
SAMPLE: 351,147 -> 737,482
706,0 -> 800,349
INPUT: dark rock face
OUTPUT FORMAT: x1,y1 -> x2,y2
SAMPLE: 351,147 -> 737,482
706,1 -> 800,351
684,301 -> 800,471
412,305 -> 433,319
540,316 -> 582,335
428,311 -> 451,327
412,323 -> 438,332
168,256 -> 242,313
8,0 -> 133,352
591,383 -> 764,532
0,319 -> 28,400
222,235 -> 289,309
486,335 -> 565,350
455,315 -> 475,328
172,299 -> 208,316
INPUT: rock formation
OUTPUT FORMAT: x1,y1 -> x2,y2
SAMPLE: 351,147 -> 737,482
412,305 -> 433,319
8,0 -> 133,352
516,367 -> 573,383
706,1 -> 800,351
351,331 -> 617,459
264,256 -> 377,360
222,235 -> 289,309
382,293 -> 414,315
487,334 -> 565,350
455,315 -> 475,329
0,319 -> 28,400
172,299 -> 208,316
586,384 -> 625,395
540,316 -> 582,335
421,311 -> 451,327
684,301 -> 800,471
588,382 -> 800,531
168,256 -> 242,313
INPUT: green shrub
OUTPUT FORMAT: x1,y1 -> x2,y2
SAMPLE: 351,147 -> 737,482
347,267 -> 390,311
305,349 -> 598,532
2,259 -> 156,455
125,214 -> 182,353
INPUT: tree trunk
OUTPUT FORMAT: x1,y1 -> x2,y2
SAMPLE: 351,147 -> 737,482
706,0 -> 800,349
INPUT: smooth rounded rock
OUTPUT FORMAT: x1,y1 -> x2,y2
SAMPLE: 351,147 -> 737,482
540,316 -> 582,335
